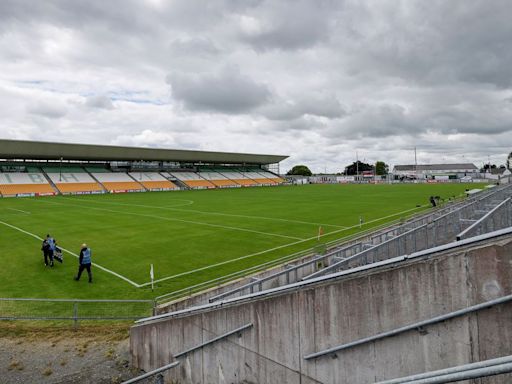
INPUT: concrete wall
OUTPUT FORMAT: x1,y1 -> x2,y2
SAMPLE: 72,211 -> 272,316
132,235 -> 512,384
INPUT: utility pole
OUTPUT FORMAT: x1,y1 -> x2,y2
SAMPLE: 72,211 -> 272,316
414,147 -> 417,179
356,151 -> 359,181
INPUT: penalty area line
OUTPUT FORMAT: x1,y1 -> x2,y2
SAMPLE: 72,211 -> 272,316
0,219 -> 141,288
139,205 -> 426,287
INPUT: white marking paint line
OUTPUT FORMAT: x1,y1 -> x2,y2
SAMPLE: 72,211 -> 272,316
139,205 -> 426,286
32,199 -> 303,241
0,219 -> 141,288
65,197 -> 347,229
7,208 -> 31,214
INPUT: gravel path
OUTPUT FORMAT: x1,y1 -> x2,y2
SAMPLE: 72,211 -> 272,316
0,324 -> 159,384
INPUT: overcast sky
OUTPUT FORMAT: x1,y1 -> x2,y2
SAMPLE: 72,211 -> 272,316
1,0 -> 511,173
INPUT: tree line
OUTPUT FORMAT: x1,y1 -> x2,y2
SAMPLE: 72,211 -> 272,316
287,151 -> 512,176
286,161 -> 389,176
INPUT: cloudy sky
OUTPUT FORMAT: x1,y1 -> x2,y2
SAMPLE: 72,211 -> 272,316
1,0 -> 511,173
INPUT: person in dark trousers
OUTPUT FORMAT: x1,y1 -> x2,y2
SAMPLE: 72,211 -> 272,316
47,235 -> 56,267
41,234 -> 55,267
74,243 -> 92,283
41,235 -> 50,266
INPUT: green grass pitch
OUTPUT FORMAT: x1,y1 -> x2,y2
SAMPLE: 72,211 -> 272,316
0,183 -> 480,300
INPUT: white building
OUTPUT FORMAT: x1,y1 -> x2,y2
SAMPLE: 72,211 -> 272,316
392,163 -> 478,180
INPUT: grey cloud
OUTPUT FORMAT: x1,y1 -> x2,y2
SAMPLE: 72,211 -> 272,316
167,68 -> 271,113
237,0 -> 334,51
261,94 -> 346,120
1,0 -> 512,174
85,95 -> 114,110
169,37 -> 220,57
338,1 -> 512,88
27,101 -> 67,119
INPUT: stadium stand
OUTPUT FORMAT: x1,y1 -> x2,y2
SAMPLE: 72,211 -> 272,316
217,170 -> 258,186
45,169 -> 104,194
0,172 -> 56,196
197,171 -> 240,188
168,172 -> 215,189
240,171 -> 277,185
84,166 -> 111,173
91,172 -> 145,192
256,170 -> 285,183
128,172 -> 178,191
0,139 -> 288,197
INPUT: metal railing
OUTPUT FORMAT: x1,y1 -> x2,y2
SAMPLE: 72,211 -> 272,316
137,226 -> 512,325
206,185 -> 512,302
121,361 -> 180,384
457,197 -> 512,240
303,294 -> 512,360
124,323 -> 253,384
156,207 -> 431,306
303,184 -> 512,280
0,298 -> 155,327
375,355 -> 512,384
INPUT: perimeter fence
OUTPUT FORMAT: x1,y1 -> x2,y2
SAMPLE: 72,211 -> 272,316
0,298 -> 155,327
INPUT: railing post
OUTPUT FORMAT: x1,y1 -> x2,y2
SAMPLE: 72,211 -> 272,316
73,301 -> 78,330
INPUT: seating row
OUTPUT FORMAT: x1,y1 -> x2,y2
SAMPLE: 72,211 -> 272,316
0,169 -> 283,196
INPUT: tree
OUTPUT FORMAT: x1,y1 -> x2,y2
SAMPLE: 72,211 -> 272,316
507,152 -> 512,170
375,161 -> 389,176
343,161 -> 374,175
287,165 -> 312,176
481,164 -> 497,172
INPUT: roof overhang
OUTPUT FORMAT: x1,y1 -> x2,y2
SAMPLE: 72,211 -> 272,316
0,139 -> 288,165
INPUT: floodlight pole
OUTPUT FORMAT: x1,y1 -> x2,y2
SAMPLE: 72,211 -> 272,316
59,156 -> 63,181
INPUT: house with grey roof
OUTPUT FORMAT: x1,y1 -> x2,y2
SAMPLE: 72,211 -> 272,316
392,163 -> 478,179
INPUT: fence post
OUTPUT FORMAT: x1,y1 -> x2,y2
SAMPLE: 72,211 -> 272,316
73,301 -> 79,330
153,300 -> 157,317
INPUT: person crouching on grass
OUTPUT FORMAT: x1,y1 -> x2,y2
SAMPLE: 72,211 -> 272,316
74,243 -> 92,283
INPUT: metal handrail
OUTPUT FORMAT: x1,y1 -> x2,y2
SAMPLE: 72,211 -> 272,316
136,226 -> 512,325
456,197 -> 511,240
174,323 -> 253,358
303,294 -> 512,360
376,357 -> 512,384
303,185 -> 512,280
376,355 -> 512,384
206,197 -> 480,303
123,323 -> 253,383
121,361 -> 180,384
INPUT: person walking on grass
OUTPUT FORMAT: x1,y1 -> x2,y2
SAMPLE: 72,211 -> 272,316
74,243 -> 92,283
41,234 -> 55,267
41,235 -> 50,266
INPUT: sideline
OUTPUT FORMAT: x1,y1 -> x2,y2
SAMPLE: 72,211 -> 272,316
139,205 -> 425,287
0,219 -> 141,288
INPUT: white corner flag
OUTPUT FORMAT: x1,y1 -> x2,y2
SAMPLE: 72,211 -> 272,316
150,264 -> 154,291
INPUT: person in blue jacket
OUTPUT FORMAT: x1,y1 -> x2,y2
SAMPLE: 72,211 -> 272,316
74,243 -> 92,283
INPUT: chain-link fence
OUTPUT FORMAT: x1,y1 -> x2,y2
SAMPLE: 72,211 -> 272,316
0,298 -> 155,327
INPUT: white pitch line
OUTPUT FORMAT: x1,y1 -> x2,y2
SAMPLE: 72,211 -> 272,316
64,196 -> 347,229
139,205 -> 426,287
6,208 -> 31,214
0,219 -> 141,288
32,199 -> 303,241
